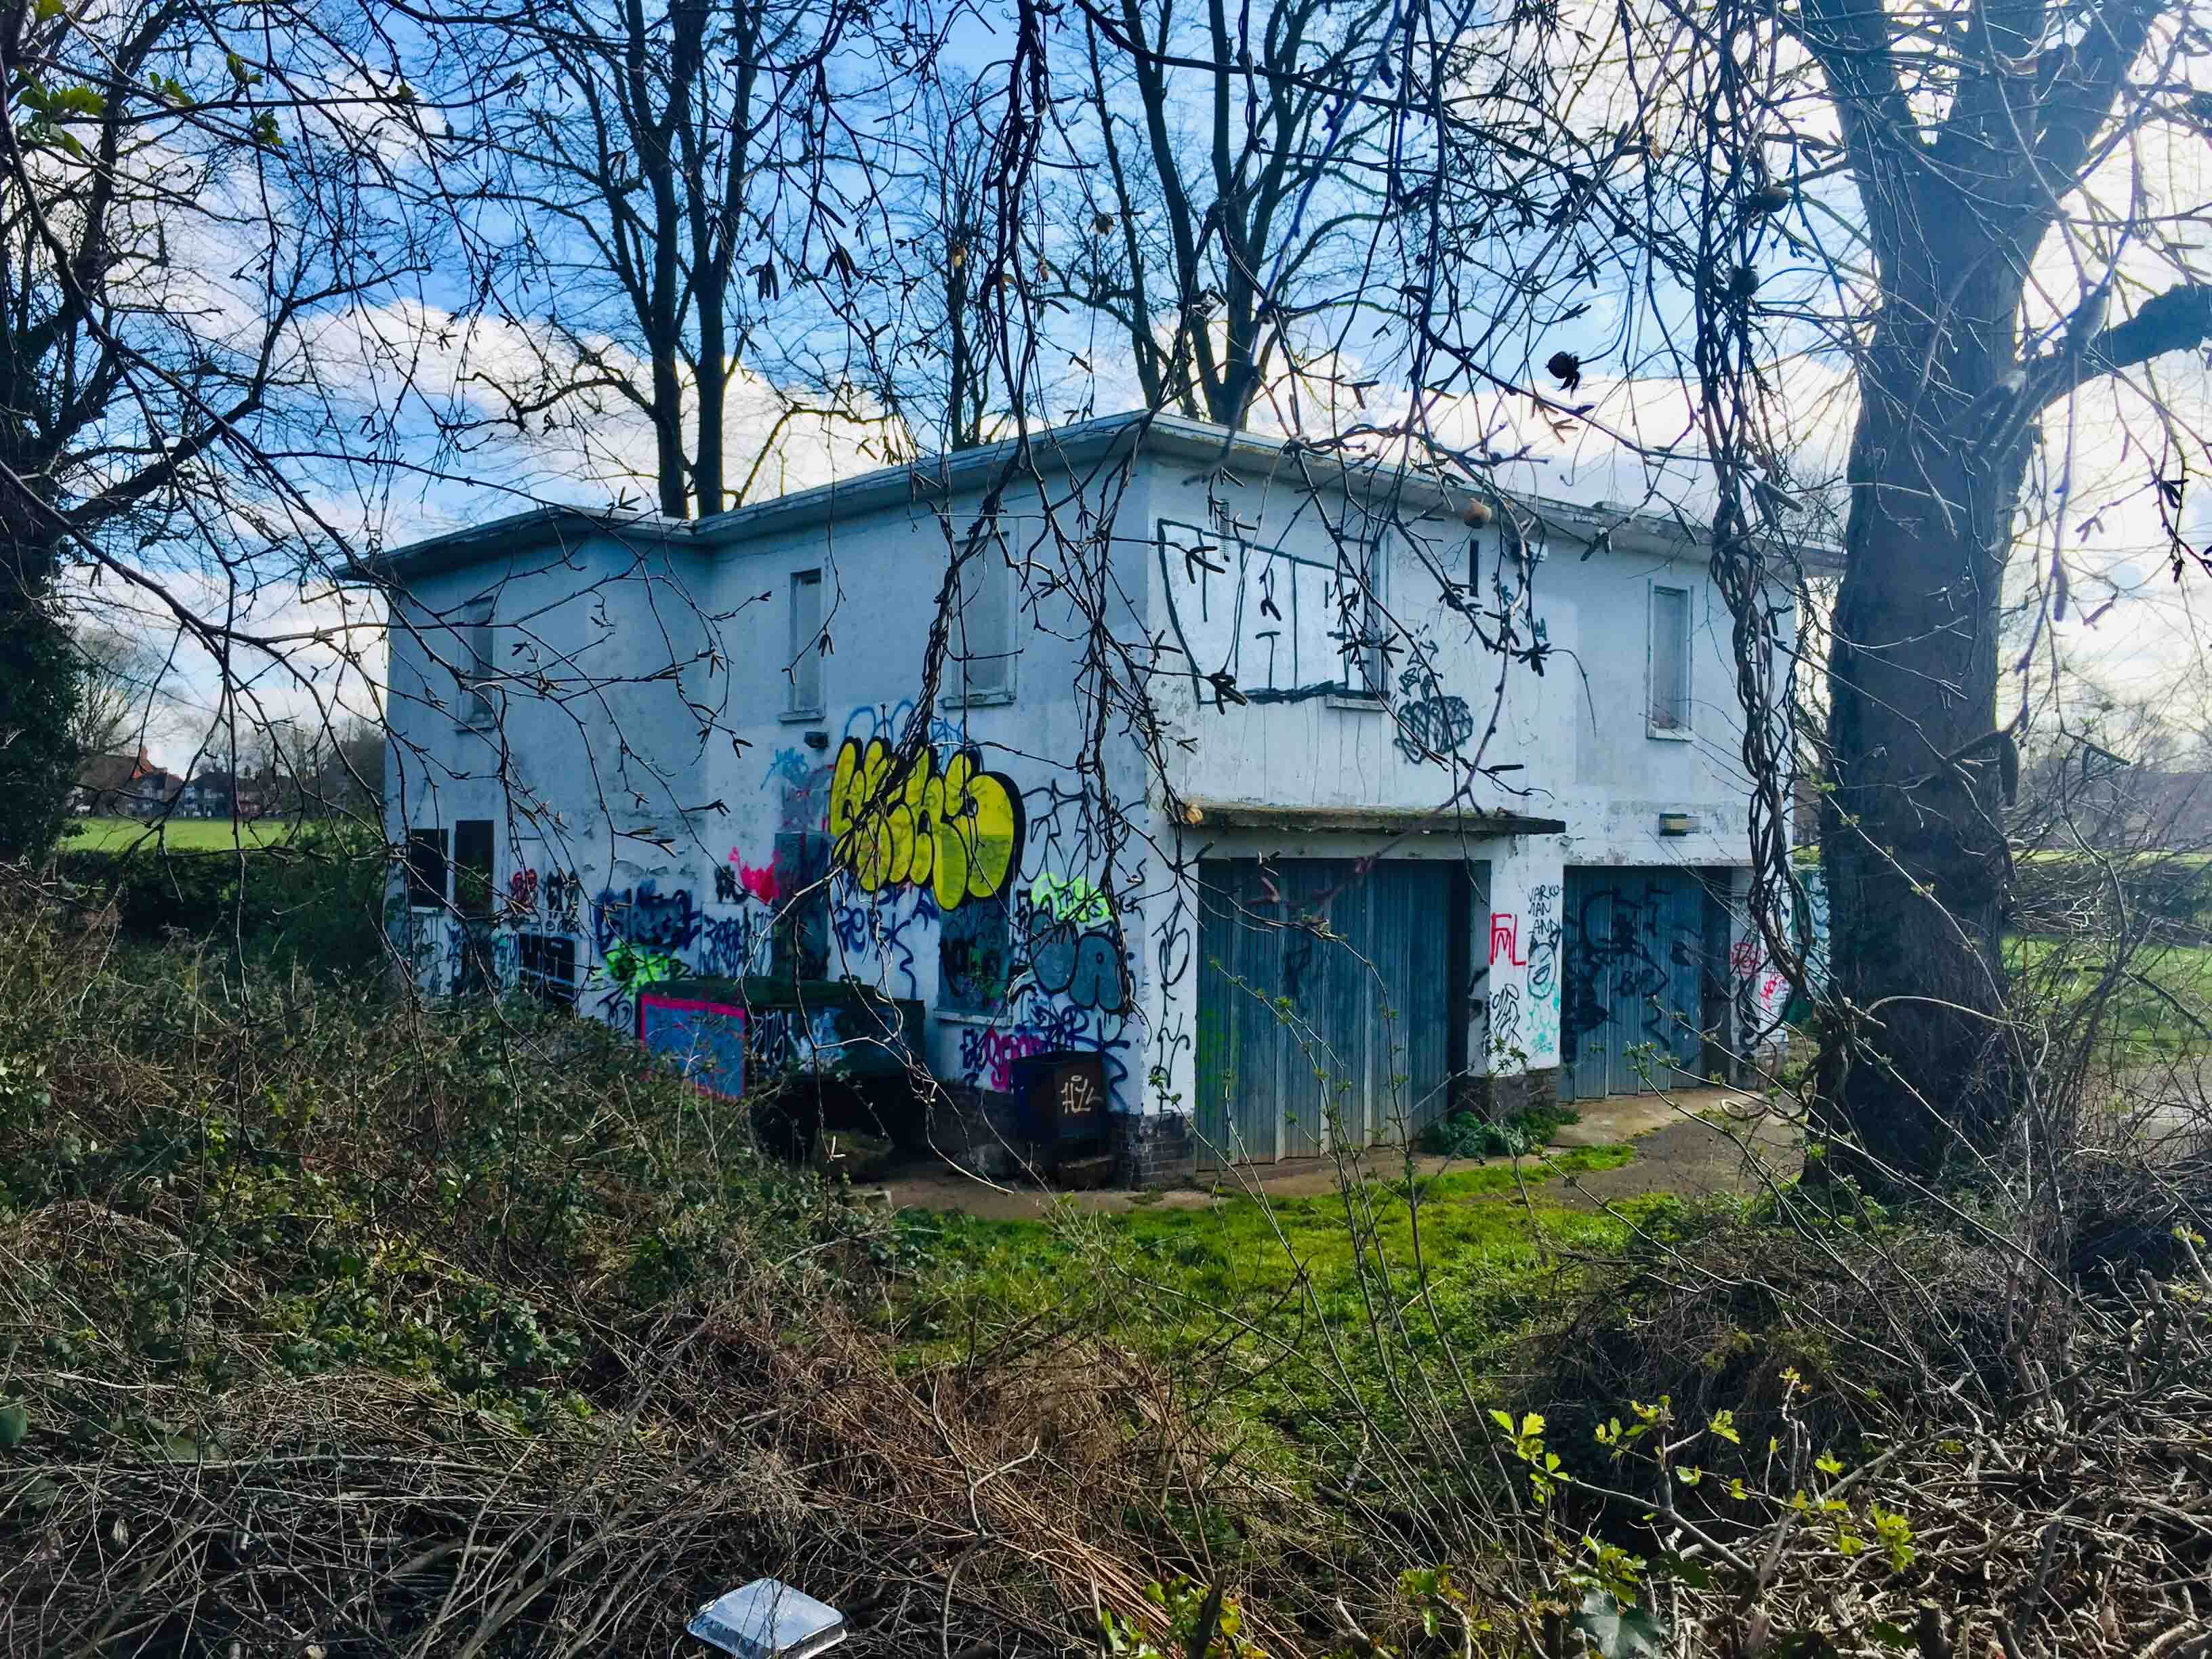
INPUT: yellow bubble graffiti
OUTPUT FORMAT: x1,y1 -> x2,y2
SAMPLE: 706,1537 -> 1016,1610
828,737 -> 1024,911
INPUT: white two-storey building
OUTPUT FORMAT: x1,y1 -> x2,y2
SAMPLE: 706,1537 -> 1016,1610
358,414 -> 1811,1183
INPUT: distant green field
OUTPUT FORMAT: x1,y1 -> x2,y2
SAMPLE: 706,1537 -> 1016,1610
62,815 -> 302,853
2009,934 -> 2212,1056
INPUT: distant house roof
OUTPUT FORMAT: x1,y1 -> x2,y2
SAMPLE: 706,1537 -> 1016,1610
77,752 -> 141,794
342,412 -> 1844,588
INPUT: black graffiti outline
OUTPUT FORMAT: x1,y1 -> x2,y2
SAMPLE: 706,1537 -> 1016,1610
592,880 -> 701,954
1017,897 -> 1130,1014
1156,518 -> 1363,707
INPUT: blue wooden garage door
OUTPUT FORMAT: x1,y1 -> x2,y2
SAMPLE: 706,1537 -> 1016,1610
1194,859 -> 1466,1166
1559,869 -> 1719,1101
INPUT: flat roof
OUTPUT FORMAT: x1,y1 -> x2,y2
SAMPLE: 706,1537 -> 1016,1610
342,411 -> 1843,586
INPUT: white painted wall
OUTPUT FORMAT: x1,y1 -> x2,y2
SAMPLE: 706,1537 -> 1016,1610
377,424 -> 1800,1130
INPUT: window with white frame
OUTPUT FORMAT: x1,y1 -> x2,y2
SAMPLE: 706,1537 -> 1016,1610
1648,583 -> 1692,735
1335,537 -> 1388,698
952,541 -> 1016,703
459,596 -> 497,727
787,569 -> 824,715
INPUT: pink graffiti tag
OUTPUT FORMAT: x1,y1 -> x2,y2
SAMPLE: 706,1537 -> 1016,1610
1489,912 -> 1525,968
726,849 -> 780,905
506,867 -> 540,918
960,1028 -> 1047,1094
1729,938 -> 1763,975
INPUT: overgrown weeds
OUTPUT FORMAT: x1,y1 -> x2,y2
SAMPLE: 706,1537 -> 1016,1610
7,869 -> 2212,1656
1418,1101 -> 1582,1160
0,878 -> 1337,1654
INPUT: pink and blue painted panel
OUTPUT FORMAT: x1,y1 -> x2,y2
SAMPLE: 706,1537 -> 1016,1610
638,992 -> 747,1101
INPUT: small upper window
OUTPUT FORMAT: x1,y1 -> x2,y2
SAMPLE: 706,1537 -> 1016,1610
1336,538 -> 1388,698
787,569 -> 824,714
1649,584 -> 1692,736
459,597 -> 497,728
952,543 -> 1016,703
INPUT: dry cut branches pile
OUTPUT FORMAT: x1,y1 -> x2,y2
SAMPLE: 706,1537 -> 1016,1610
0,1243 -> 1339,1657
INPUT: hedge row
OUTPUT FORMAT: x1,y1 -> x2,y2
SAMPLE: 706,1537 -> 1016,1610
52,826 -> 390,975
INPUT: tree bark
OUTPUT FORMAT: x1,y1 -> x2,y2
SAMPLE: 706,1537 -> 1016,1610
0,526 -> 79,861
1788,0 -> 2199,1193
1816,340 -> 2030,1187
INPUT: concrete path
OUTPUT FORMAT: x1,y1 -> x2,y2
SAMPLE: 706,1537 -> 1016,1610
872,1086 -> 1805,1221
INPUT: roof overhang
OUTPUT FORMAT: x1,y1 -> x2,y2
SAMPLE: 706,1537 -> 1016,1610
338,504 -> 681,587
1177,798 -> 1567,838
344,411 -> 1843,587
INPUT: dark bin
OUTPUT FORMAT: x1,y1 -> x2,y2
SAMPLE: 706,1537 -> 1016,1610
1006,1051 -> 1109,1168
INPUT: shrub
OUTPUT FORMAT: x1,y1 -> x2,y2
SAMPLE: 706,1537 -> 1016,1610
1418,1099 -> 1580,1159
50,821 -> 387,976
0,880 -> 1328,1656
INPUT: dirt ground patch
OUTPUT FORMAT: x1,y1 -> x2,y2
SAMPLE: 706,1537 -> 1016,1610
1553,1105 -> 1801,1208
877,1087 -> 1803,1219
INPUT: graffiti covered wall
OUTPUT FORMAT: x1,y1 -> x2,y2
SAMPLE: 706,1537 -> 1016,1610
388,676 -> 1155,1121
380,428 -> 1803,1141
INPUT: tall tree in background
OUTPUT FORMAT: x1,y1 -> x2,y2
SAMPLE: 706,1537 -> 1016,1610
0,0 -> 439,859
67,629 -> 177,764
875,72 -> 1003,455
1067,0 -> 1399,428
447,0 -> 887,516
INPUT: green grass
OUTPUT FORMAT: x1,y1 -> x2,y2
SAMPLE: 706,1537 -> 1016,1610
2008,933 -> 2212,1057
891,1145 -> 1658,1443
62,814 -> 303,851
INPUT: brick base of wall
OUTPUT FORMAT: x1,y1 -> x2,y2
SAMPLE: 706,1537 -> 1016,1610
926,1086 -> 1150,1186
1112,1110 -> 1197,1189
1456,1067 -> 1561,1120
924,1084 -> 1029,1181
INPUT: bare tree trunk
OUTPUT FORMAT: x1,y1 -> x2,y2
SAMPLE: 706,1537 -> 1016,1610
1816,322 -> 2030,1188
1784,0 -> 2212,1195
627,0 -> 701,518
684,13 -> 754,515
695,284 -> 727,514
0,528 -> 77,859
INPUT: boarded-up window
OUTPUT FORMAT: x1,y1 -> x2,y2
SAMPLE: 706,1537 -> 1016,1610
939,896 -> 1012,1013
1159,519 -> 1393,708
1649,585 -> 1692,733
516,933 -> 578,1007
788,570 -> 824,714
405,828 -> 448,907
453,819 -> 495,918
771,830 -> 830,980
